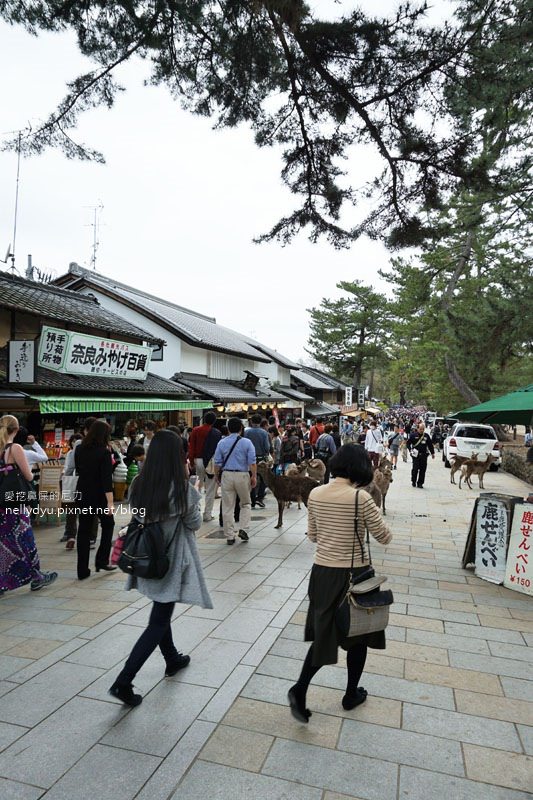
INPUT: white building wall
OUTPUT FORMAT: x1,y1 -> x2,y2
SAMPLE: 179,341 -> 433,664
181,342 -> 209,375
210,352 -> 257,380
255,361 -> 290,385
74,288 -> 182,379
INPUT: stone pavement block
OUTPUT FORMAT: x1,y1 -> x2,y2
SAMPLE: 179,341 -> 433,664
172,760 -> 322,800
241,584 -> 293,612
216,572 -> 267,594
443,601 -> 511,617
338,718 -> 464,776
406,629 -> 490,654
241,626 -> 281,668
63,612 -> 112,628
449,650 -> 532,680
0,635 -> 23,654
405,660 -> 503,694
270,599 -> 302,628
280,622 -> 304,641
259,545 -> 299,559
385,639 -> 448,665
402,703 -> 523,751
199,664 -> 255,723
408,586 -> 473,602
264,567 -> 309,588
44,744 -> 161,800
488,641 -> 533,663
0,697 -> 126,788
4,638 -> 62,660
0,778 -> 43,799
262,738 -> 398,800
7,638 -> 86,683
501,677 -> 533,703
398,764 -> 532,800
510,607 -> 533,621
239,556 -> 284,576
324,793 -> 365,800
211,608 -> 276,643
184,591 -> 247,620
222,696 -> 342,748
64,623 -> 147,669
173,637 -> 250,687
389,613 -> 443,632
444,620 -> 524,644
518,724 -> 533,755
463,743 -> 533,793
406,604 -> 480,625
256,654 -> 301,682
271,636 -> 307,659
395,592 -> 442,609
102,681 -> 214,756
455,690 -> 533,726
0,607 -> 79,623
0,661 -> 104,726
77,607 -> 138,641
199,724 -> 273,772
135,720 -> 216,800
3,621 -> 87,642
479,615 -> 533,633
0,721 -> 27,751
203,561 -> 243,580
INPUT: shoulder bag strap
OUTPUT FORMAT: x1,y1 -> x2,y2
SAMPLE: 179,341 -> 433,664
352,489 -> 372,568
221,436 -> 242,470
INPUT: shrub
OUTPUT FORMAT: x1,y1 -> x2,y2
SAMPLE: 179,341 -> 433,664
502,450 -> 533,485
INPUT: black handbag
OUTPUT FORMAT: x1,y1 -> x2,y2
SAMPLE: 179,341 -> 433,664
0,445 -> 37,507
335,490 -> 394,638
118,518 -> 178,579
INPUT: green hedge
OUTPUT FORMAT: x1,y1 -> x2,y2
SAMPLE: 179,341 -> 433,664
502,450 -> 533,485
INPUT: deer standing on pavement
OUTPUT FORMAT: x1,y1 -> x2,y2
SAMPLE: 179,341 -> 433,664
459,454 -> 498,490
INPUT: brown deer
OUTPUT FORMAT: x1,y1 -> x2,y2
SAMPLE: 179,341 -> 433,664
373,456 -> 393,515
450,452 -> 478,484
257,462 -> 318,528
459,454 -> 498,490
298,458 -> 327,483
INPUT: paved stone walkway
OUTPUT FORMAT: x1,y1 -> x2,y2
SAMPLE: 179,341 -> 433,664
0,458 -> 531,799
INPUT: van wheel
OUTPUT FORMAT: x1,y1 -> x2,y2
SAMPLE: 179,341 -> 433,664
444,457 -> 451,468
489,464 -> 499,472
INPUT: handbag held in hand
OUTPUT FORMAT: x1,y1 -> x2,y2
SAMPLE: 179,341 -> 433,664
335,490 -> 394,638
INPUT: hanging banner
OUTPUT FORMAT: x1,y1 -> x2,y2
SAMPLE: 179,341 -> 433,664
38,327 -> 151,380
504,502 -> 533,596
475,497 -> 509,584
8,340 -> 35,383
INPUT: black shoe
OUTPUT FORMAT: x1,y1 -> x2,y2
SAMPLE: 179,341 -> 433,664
412,483 -> 416,488
342,687 -> 368,710
78,570 -> 91,581
165,653 -> 191,676
417,485 -> 424,489
288,687 -> 311,723
109,682 -> 142,707
256,500 -> 266,508
59,535 -> 69,543
238,530 -> 249,542
251,504 -> 256,509
227,538 -> 235,545
95,565 -> 118,572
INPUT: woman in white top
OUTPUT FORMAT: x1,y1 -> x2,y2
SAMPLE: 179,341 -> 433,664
364,422 -> 383,469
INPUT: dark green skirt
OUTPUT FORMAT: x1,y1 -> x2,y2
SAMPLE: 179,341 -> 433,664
304,563 -> 386,667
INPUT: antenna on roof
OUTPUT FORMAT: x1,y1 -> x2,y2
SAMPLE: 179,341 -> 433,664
9,131 -> 23,274
84,201 -> 104,271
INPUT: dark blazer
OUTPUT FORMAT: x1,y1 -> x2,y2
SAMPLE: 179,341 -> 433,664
74,445 -> 113,507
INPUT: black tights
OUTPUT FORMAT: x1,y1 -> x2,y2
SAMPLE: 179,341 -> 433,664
294,643 -> 367,700
118,601 -> 178,684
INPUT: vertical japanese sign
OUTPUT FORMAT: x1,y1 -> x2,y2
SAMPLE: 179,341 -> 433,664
8,340 -> 35,382
345,387 -> 353,407
38,326 -> 151,380
504,502 -> 533,596
475,497 -> 509,584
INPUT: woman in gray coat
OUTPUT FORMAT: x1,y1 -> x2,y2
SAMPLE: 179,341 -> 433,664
109,430 -> 212,707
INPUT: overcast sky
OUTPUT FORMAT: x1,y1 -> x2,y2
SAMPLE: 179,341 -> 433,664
0,1 -> 452,364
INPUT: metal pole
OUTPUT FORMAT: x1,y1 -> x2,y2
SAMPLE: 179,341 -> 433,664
11,132 -> 22,273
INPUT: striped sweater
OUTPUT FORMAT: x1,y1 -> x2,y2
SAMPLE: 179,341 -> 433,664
307,477 -> 392,568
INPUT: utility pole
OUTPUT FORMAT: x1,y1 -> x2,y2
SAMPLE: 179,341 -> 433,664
10,132 -> 22,274
85,202 -> 104,270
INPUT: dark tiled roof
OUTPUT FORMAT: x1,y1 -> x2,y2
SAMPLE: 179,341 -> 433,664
305,403 -> 340,417
175,373 -> 287,403
304,367 -> 349,390
244,341 -> 300,369
0,270 -> 161,344
278,386 -> 315,402
291,368 -> 333,390
55,266 -> 270,362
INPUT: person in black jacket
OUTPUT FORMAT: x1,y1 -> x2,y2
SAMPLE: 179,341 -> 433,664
75,420 -> 116,580
408,422 -> 435,489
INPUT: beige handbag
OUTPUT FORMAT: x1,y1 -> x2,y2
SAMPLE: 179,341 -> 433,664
335,491 -> 394,638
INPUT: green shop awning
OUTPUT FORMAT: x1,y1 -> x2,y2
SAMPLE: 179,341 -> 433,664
454,384 -> 533,426
34,396 -> 211,414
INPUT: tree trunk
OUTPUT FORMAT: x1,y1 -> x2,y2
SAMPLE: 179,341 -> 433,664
444,353 -> 481,406
399,386 -> 406,405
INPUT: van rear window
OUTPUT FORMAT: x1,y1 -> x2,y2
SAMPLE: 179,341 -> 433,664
456,427 -> 496,440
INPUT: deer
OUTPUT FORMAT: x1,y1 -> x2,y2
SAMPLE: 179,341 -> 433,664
298,458 -> 327,484
459,454 -> 498,490
257,462 -> 318,528
450,452 -> 478,484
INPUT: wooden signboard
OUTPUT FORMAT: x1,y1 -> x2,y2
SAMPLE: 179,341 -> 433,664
38,462 -> 63,515
475,497 -> 509,584
504,502 -> 533,596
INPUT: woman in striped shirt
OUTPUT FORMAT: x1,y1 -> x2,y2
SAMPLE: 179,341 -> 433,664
288,444 -> 392,723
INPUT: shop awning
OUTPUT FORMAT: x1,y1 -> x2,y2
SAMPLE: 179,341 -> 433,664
33,396 -> 210,414
305,402 -> 340,418
454,385 -> 533,426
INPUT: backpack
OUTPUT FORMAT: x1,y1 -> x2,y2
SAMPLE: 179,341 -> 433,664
0,445 -> 36,507
118,517 -> 177,579
281,436 -> 299,461
315,434 -> 331,461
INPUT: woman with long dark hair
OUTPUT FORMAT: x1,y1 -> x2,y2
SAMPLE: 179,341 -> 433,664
74,420 -> 115,580
109,429 -> 211,707
288,444 -> 392,722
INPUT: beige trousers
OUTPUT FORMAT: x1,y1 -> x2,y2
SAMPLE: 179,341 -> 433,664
221,471 -> 252,540
195,458 -> 217,519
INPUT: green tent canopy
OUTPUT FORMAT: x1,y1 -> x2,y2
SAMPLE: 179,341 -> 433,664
454,385 -> 533,426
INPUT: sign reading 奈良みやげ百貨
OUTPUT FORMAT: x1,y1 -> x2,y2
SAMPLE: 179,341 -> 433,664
38,327 -> 151,380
